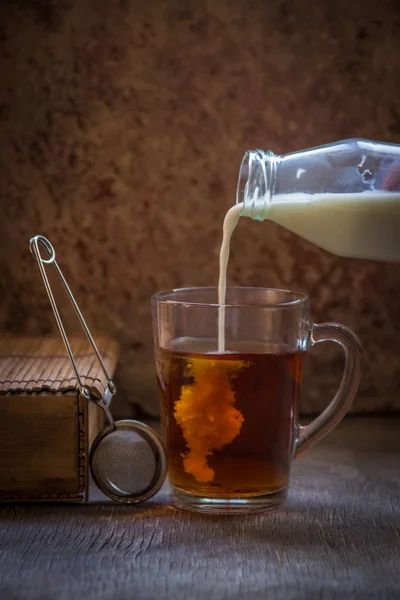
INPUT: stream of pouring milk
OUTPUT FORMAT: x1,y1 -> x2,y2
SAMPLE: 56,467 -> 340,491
218,203 -> 243,352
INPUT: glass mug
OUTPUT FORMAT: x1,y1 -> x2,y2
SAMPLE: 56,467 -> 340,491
152,287 -> 362,514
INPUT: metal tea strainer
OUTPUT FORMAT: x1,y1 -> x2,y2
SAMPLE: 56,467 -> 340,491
30,235 -> 167,504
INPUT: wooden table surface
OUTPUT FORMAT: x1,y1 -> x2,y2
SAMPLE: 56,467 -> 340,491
0,417 -> 399,600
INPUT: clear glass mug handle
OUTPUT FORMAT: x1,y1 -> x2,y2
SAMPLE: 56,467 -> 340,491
296,322 -> 362,456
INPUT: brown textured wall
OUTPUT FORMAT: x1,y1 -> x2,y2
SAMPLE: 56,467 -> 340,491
1,0 -> 400,417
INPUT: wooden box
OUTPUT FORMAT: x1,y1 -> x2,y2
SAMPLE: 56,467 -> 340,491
0,334 -> 119,502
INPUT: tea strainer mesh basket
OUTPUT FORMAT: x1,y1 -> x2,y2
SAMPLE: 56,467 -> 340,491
90,421 -> 166,503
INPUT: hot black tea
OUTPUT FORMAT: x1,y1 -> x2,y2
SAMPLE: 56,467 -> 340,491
157,338 -> 303,498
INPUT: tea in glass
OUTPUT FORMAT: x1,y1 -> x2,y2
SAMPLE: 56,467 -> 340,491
158,338 -> 303,503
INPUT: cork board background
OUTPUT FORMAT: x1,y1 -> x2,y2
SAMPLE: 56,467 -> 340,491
0,0 -> 400,417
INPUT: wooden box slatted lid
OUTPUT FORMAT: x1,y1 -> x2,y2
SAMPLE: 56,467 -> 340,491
0,334 -> 119,396
0,334 -> 119,502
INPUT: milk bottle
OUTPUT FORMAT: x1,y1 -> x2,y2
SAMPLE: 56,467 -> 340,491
237,139 -> 400,262
218,139 -> 400,350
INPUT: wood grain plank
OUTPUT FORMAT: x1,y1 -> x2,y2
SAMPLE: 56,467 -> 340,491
0,418 -> 398,600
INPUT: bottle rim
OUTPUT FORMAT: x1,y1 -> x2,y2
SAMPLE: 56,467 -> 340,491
236,150 -> 276,220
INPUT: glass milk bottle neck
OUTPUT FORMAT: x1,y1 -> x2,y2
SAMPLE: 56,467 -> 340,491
237,150 -> 277,220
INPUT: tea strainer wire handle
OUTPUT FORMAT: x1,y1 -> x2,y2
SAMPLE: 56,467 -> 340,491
29,235 -> 115,424
30,235 -> 167,504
